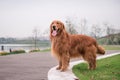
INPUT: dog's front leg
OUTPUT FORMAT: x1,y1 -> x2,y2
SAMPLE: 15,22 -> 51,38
56,59 -> 62,70
61,52 -> 70,72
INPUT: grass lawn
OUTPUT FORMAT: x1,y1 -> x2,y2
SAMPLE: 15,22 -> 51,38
72,54 -> 120,80
102,45 -> 120,50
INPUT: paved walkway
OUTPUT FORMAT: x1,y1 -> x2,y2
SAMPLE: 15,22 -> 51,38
0,52 -> 57,80
48,51 -> 120,80
0,50 -> 120,80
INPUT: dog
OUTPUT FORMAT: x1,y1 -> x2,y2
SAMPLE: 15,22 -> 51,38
50,20 -> 105,71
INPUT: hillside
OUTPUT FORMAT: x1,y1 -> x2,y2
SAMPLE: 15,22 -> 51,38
97,33 -> 120,45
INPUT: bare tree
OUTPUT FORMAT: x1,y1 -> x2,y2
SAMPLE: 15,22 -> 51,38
103,23 -> 117,35
65,18 -> 78,34
91,24 -> 102,39
103,23 -> 117,44
79,18 -> 87,35
42,28 -> 50,40
32,28 -> 39,49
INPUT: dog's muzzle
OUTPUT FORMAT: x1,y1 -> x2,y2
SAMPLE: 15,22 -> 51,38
52,26 -> 56,30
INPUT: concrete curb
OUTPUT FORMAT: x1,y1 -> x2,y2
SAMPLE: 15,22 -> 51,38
48,52 -> 120,80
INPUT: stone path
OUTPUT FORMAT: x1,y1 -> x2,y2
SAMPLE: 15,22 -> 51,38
0,50 -> 120,80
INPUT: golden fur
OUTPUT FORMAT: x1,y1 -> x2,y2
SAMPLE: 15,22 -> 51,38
50,20 -> 105,71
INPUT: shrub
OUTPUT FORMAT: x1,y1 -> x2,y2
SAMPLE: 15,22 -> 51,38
40,48 -> 51,52
0,51 -> 9,56
10,49 -> 26,54
29,49 -> 40,53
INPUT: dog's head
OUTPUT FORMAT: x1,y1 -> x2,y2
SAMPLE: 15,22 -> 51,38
50,20 -> 65,37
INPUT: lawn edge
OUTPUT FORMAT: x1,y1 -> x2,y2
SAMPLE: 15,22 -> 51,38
48,52 -> 120,80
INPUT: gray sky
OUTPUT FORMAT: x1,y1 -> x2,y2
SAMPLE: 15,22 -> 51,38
0,0 -> 120,38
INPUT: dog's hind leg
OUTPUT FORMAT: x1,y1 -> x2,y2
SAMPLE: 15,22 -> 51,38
83,53 -> 96,70
83,46 -> 97,70
87,57 -> 96,70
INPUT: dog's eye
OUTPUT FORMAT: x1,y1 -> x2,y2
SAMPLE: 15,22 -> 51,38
57,22 -> 59,24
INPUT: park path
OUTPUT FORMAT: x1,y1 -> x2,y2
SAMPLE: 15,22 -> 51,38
0,52 -> 57,80
0,50 -> 120,80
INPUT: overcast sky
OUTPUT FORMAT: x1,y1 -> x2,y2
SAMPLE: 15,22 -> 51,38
0,0 -> 120,38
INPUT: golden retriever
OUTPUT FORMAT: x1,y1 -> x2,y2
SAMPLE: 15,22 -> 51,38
50,20 -> 105,71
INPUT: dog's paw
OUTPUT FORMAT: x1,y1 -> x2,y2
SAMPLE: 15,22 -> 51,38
60,68 -> 67,72
88,67 -> 96,70
56,66 -> 61,70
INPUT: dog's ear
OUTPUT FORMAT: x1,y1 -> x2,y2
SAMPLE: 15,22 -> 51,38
62,23 -> 65,29
50,22 -> 53,40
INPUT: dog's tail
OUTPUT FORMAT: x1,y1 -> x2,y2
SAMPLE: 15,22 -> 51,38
96,45 -> 105,55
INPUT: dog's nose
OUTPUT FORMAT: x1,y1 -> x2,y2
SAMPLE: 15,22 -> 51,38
52,26 -> 56,30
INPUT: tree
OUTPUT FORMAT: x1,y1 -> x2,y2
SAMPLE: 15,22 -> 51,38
103,23 -> 117,36
32,28 -> 39,49
103,23 -> 118,44
79,18 -> 87,35
65,18 -> 78,34
91,24 -> 102,39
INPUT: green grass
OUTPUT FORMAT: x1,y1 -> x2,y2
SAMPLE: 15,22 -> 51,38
72,54 -> 120,80
102,45 -> 120,50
